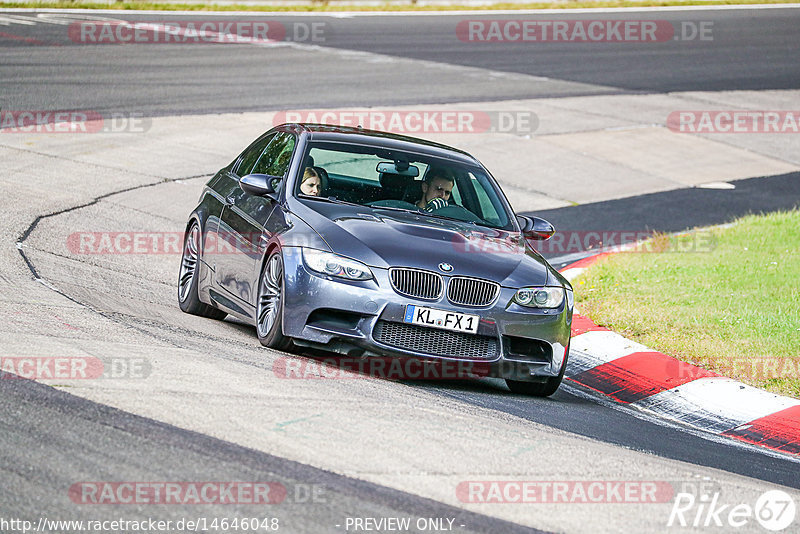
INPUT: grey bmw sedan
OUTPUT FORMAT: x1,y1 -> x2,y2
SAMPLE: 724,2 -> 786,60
179,123 -> 573,396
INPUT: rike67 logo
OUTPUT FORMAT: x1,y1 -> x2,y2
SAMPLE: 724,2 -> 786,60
668,484 -> 796,531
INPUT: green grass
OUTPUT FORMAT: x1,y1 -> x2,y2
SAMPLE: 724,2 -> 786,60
575,209 -> 800,398
1,0 -> 797,11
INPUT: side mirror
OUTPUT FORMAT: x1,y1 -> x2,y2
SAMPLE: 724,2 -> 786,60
239,173 -> 278,196
518,215 -> 555,240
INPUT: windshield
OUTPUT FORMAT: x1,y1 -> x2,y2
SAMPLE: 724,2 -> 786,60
295,141 -> 515,230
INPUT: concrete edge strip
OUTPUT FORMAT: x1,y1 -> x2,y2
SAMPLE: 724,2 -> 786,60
4,5 -> 800,16
559,253 -> 800,457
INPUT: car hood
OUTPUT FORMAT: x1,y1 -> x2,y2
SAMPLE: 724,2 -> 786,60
290,200 -> 555,287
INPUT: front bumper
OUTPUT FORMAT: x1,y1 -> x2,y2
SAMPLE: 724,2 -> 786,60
280,247 -> 572,381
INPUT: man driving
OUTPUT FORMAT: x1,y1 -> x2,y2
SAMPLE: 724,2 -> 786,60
416,170 -> 455,211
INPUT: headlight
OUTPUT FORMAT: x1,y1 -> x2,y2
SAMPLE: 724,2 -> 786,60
514,287 -> 564,308
302,249 -> 373,281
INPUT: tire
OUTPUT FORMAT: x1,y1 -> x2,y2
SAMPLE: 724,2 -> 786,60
256,251 -> 293,351
505,346 -> 569,397
178,222 -> 227,320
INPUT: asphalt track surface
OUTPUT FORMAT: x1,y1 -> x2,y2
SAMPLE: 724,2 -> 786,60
2,6 -> 800,532
0,8 -> 798,114
0,377 -> 542,534
410,378 -> 800,489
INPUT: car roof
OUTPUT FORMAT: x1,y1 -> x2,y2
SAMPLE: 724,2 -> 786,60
284,123 -> 480,166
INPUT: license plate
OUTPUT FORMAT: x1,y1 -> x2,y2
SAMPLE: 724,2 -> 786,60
403,305 -> 479,334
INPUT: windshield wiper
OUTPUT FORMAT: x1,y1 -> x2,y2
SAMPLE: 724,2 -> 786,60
307,200 -> 504,230
370,206 -> 461,222
369,205 -> 420,215
372,206 -> 501,229
299,195 -> 363,208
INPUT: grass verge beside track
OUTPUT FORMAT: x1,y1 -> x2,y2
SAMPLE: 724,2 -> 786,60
575,209 -> 800,398
1,0 -> 797,11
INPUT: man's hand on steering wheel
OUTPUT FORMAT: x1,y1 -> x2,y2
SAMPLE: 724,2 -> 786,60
424,198 -> 448,212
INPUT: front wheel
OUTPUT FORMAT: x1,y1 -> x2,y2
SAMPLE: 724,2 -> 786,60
256,251 -> 293,351
506,347 -> 568,397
